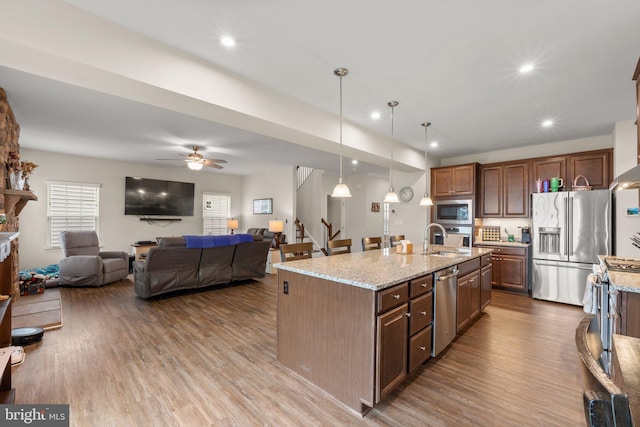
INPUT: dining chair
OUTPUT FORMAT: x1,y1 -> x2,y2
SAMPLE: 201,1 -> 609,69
327,238 -> 352,256
279,242 -> 313,262
390,235 -> 405,247
362,236 -> 382,251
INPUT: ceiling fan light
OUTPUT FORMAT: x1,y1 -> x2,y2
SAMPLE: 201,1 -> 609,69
331,182 -> 352,198
187,161 -> 204,170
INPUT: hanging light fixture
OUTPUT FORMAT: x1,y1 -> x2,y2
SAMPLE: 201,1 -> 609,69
331,67 -> 352,198
419,122 -> 434,206
383,101 -> 400,203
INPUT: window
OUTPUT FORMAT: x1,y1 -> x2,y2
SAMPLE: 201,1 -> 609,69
47,181 -> 100,248
203,192 -> 231,235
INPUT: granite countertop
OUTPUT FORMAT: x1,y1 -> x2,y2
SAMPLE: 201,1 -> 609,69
597,255 -> 640,293
607,270 -> 640,293
274,245 -> 493,291
474,240 -> 531,247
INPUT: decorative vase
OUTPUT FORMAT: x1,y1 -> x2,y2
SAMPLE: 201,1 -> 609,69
8,171 -> 25,190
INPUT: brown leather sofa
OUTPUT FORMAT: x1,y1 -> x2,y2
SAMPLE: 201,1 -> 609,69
133,234 -> 271,299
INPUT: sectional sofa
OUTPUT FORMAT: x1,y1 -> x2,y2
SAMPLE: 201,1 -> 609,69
133,234 -> 271,299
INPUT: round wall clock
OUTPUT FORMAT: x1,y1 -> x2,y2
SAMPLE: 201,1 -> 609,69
399,186 -> 414,202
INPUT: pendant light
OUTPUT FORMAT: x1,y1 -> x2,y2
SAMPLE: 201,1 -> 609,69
331,67 -> 352,198
419,122 -> 434,206
383,101 -> 400,203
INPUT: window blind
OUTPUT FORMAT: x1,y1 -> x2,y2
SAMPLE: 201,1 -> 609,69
47,181 -> 100,248
203,192 -> 231,235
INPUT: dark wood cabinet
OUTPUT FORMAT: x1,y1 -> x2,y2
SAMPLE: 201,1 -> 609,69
376,303 -> 408,401
480,161 -> 529,217
531,156 -> 566,191
567,150 -> 612,190
432,163 -> 477,198
618,291 -> 640,339
475,245 -> 529,294
634,58 -> 640,164
480,254 -> 492,310
407,274 -> 433,373
457,273 -> 471,332
530,149 -> 613,191
456,257 -> 482,333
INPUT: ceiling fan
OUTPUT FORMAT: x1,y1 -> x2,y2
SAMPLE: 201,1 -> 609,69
157,146 -> 227,170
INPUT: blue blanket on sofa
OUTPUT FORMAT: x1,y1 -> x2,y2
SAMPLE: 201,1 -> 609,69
183,234 -> 254,249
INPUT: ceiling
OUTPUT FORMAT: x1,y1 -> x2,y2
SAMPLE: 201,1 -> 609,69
1,0 -> 639,177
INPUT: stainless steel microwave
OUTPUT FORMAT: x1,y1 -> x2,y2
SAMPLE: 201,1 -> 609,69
434,199 -> 473,225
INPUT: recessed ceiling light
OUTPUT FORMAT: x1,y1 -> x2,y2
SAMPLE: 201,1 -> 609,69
430,142 -> 438,148
542,119 -> 554,127
352,159 -> 358,165
519,63 -> 535,73
370,111 -> 381,120
220,36 -> 236,47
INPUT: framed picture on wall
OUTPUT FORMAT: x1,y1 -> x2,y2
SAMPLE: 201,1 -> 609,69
371,202 -> 380,213
253,198 -> 273,214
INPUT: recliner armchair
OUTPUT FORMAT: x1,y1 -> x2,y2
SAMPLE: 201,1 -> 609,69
59,231 -> 129,286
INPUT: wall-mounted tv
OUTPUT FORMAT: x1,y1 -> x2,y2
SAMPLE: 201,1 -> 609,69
125,177 -> 194,216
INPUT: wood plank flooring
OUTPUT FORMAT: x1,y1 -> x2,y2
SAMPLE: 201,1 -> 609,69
12,274 -> 586,426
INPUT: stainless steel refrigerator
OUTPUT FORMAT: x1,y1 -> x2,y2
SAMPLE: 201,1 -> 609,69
531,190 -> 611,305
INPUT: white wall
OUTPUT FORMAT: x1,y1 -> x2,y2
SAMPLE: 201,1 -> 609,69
242,166 -> 295,242
440,134 -> 613,166
613,120 -> 640,257
342,169 -> 430,251
295,169 -> 324,246
18,148 -> 244,270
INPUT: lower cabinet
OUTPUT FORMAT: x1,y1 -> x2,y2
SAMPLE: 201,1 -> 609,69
475,244 -> 529,294
376,302 -> 408,401
618,291 -> 640,339
480,254 -> 492,310
376,273 -> 434,403
456,258 -> 481,333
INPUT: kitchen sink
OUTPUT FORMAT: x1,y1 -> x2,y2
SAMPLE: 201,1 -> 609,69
424,248 -> 472,258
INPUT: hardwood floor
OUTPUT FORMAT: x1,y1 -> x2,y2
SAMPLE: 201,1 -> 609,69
12,274 -> 586,426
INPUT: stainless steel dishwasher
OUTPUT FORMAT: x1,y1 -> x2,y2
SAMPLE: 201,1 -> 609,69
432,266 -> 459,356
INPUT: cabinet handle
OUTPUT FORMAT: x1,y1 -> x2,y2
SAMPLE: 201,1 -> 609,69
421,283 -> 428,288
497,249 -> 501,252
393,294 -> 400,300
420,346 -> 426,351
420,311 -> 427,316
405,312 -> 411,317
469,278 -> 475,283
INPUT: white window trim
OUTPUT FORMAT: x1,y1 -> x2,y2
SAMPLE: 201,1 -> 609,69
203,192 -> 231,236
47,180 -> 101,249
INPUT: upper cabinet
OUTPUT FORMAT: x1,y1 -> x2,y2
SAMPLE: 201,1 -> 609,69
531,149 -> 612,191
432,163 -> 478,199
634,57 -> 640,164
480,160 -> 529,218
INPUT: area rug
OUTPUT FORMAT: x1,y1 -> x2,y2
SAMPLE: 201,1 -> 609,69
12,288 -> 63,330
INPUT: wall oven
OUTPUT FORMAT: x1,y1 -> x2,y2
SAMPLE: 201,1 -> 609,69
433,226 -> 473,248
434,199 -> 473,226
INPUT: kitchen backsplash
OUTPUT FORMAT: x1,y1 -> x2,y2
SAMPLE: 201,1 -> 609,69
476,218 -> 532,242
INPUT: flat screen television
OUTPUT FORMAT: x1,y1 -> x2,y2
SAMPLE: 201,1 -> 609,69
125,177 -> 194,216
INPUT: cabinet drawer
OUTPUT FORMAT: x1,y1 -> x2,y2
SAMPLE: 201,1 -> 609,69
476,245 -> 526,257
409,292 -> 433,336
409,274 -> 433,297
481,253 -> 492,267
377,282 -> 409,314
409,324 -> 432,372
458,258 -> 480,276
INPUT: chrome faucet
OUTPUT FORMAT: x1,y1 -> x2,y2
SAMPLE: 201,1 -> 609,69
423,223 -> 447,254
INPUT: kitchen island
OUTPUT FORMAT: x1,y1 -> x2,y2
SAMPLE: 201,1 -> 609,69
274,245 -> 493,415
